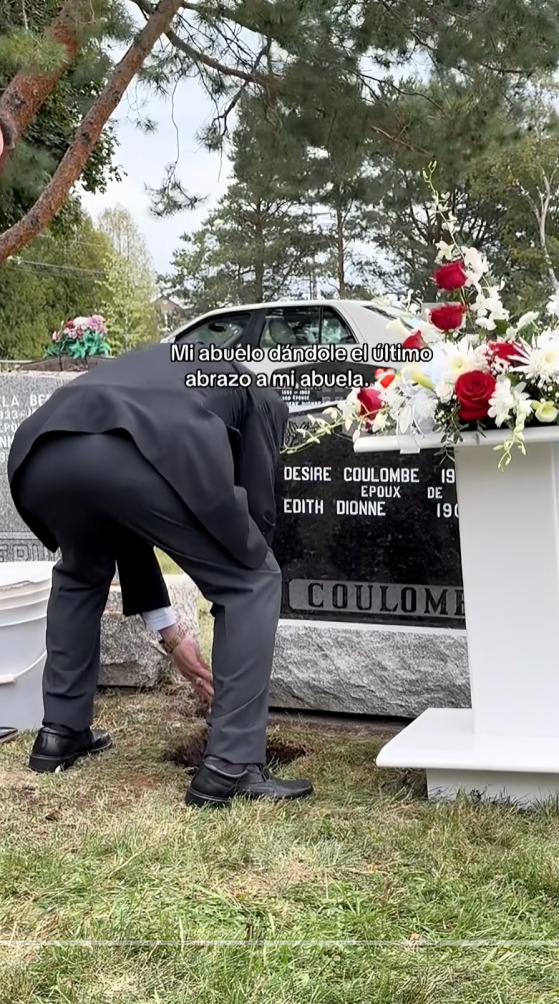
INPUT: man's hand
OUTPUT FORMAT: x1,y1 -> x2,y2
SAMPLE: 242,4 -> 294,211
172,635 -> 214,698
160,626 -> 214,698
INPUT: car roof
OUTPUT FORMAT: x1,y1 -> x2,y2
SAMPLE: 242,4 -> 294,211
161,298 -> 422,342
169,298 -> 410,312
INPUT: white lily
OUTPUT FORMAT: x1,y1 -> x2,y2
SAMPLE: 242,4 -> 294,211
462,246 -> 489,285
547,291 -> 559,318
435,240 -> 455,262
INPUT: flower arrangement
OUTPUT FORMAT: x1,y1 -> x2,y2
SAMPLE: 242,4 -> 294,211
46,314 -> 111,360
289,167 -> 559,468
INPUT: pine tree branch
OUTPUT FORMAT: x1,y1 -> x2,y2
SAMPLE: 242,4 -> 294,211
0,0 -> 97,177
0,0 -> 184,265
202,40 -> 273,140
133,0 -> 280,89
136,1 -> 434,157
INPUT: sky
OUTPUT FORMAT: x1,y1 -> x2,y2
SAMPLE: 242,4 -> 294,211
80,74 -> 233,277
77,9 -> 427,285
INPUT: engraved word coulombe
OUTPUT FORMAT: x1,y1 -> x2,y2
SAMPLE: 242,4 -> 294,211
288,580 -> 465,619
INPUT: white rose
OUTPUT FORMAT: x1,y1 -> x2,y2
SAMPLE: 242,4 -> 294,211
435,382 -> 454,403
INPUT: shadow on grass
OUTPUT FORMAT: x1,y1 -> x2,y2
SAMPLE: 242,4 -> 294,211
162,725 -> 311,774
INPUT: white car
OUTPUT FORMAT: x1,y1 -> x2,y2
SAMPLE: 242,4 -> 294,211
161,299 -> 430,410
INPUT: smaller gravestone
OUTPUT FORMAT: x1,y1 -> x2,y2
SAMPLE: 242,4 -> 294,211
0,371 -> 72,561
0,370 -> 201,690
272,356 -> 381,412
100,574 -> 200,687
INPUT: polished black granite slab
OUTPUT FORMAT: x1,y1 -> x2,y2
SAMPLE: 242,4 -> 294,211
274,418 -> 463,629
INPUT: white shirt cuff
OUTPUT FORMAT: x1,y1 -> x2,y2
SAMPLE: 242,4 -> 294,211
142,607 -> 177,631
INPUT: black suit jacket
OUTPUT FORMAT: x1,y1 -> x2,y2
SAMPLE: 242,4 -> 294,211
7,344 -> 289,569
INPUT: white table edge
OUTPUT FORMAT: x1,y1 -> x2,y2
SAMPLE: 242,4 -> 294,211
354,426 -> 559,454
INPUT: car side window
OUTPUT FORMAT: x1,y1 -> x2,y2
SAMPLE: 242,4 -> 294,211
320,307 -> 356,344
260,307 -> 321,347
175,312 -> 252,345
260,306 -> 356,347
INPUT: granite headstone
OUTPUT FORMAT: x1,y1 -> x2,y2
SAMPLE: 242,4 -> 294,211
272,356 -> 382,412
0,372 -> 73,561
0,370 -> 200,691
269,411 -> 470,717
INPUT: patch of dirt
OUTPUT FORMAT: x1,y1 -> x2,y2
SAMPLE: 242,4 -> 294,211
162,679 -> 211,716
162,726 -> 310,773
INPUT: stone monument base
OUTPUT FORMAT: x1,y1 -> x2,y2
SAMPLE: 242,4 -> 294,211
270,620 -> 469,718
99,574 -> 200,688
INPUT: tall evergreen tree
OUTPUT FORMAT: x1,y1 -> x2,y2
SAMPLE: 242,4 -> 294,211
163,98 -> 329,311
163,185 -> 324,313
2,0 -> 559,264
361,77 -> 559,308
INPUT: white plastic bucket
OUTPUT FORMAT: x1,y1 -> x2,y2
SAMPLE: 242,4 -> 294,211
0,605 -> 50,671
0,562 -> 54,730
0,651 -> 47,731
0,561 -> 54,598
0,586 -> 52,611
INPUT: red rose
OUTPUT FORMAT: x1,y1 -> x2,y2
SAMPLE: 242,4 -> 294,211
454,371 -> 496,422
487,341 -> 523,364
357,386 -> 383,418
434,260 -> 468,291
403,330 -> 426,350
374,367 -> 396,388
430,303 -> 467,331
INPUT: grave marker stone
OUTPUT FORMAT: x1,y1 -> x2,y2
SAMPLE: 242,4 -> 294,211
0,372 -> 73,561
269,411 -> 470,717
0,370 -> 199,691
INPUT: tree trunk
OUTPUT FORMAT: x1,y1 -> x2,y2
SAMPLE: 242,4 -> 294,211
0,0 -> 183,265
254,205 -> 265,301
0,0 -> 96,177
335,206 -> 346,298
309,204 -> 318,298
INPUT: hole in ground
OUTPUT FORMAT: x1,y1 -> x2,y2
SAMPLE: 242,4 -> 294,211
163,727 -> 310,773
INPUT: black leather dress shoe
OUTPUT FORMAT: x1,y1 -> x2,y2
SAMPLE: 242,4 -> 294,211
28,726 -> 113,773
0,727 -> 19,745
185,760 -> 314,808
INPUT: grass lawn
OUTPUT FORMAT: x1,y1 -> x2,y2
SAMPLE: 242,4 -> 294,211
2,602 -> 559,999
156,550 -> 183,576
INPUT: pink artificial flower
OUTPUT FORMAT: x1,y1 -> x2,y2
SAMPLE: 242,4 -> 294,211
89,314 -> 107,334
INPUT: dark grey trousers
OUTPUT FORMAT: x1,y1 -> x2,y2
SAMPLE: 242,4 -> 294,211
15,433 -> 282,764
